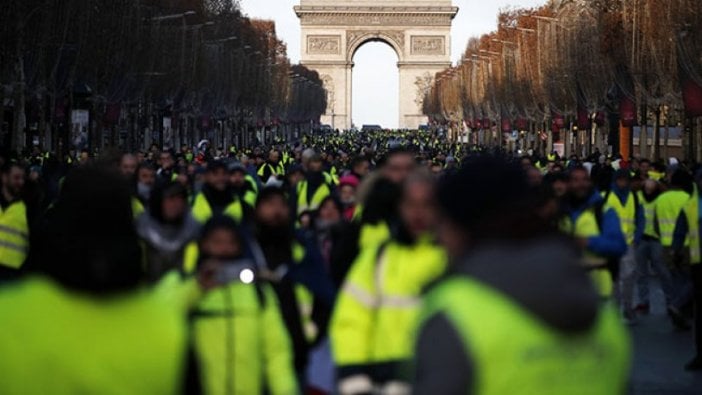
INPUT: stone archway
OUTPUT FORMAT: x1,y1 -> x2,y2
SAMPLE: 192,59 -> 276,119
295,1 -> 459,130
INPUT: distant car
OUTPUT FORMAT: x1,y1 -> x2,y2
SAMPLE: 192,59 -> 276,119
320,124 -> 333,132
362,124 -> 383,132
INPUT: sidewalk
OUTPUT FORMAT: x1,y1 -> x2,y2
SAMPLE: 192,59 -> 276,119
629,286 -> 702,394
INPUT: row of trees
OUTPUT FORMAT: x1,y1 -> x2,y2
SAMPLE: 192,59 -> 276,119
424,0 -> 702,160
0,0 -> 327,154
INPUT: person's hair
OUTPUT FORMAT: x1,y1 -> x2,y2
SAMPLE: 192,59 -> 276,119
671,168 -> 693,191
351,155 -> 368,170
438,156 -> 552,242
199,215 -> 242,250
566,165 -> 589,179
148,181 -> 188,222
1,161 -> 23,175
28,165 -> 142,294
256,186 -> 287,208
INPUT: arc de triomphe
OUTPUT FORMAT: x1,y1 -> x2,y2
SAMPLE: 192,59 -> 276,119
295,0 -> 458,130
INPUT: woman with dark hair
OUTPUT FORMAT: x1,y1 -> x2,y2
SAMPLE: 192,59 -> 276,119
136,181 -> 201,283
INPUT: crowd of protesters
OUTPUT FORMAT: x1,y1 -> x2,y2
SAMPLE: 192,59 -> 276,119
0,129 -> 699,394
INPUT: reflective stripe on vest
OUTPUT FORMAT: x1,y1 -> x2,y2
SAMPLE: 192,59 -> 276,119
0,201 -> 29,269
605,192 -> 636,245
420,277 -> 631,395
656,190 -> 689,247
191,193 -> 243,224
257,163 -> 285,178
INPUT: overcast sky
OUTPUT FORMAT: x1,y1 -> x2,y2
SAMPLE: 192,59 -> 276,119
238,0 -> 546,128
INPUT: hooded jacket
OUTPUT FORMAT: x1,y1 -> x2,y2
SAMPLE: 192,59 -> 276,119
135,212 -> 200,283
414,238 -> 631,394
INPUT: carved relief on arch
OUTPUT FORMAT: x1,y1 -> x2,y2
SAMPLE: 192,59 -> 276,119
346,30 -> 405,60
320,74 -> 335,113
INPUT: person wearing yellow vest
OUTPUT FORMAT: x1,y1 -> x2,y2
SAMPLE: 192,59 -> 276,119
0,162 -> 29,276
414,157 -> 631,395
561,166 -> 627,298
635,179 -> 676,315
258,149 -> 286,184
254,186 -> 336,382
157,150 -> 179,184
191,161 -> 246,224
654,168 -> 693,330
228,161 -> 258,208
0,165 -> 194,394
331,171 -> 446,395
184,215 -> 300,394
672,173 -> 702,371
296,153 -> 334,218
603,169 -> 645,324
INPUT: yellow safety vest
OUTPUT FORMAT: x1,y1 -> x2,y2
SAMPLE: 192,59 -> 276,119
296,180 -> 331,215
0,201 -> 29,269
257,163 -> 285,179
560,208 -> 613,297
0,277 -> 190,395
131,197 -> 145,219
655,190 -> 690,247
604,192 -> 636,246
638,191 -> 658,238
330,239 -> 446,366
420,276 -> 631,395
191,193 -> 243,224
178,247 -> 298,395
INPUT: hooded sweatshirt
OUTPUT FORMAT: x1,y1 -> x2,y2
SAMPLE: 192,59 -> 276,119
414,238 -> 625,394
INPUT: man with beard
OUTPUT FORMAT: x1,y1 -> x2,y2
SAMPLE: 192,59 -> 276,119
135,163 -> 156,206
0,162 -> 29,277
192,161 -> 245,225
295,152 -> 334,220
254,187 -> 335,383
258,149 -> 285,184
136,182 -> 200,283
561,166 -> 627,298
156,150 -> 178,184
120,153 -> 147,218
347,156 -> 370,185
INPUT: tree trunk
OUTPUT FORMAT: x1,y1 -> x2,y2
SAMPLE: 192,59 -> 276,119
663,123 -> 670,161
652,107 -> 660,161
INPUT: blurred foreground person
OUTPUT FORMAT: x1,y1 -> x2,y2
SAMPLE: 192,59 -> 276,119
331,171 -> 446,395
0,165 -> 191,394
672,171 -> 702,370
188,216 -> 299,394
414,157 -> 631,395
254,187 -> 336,382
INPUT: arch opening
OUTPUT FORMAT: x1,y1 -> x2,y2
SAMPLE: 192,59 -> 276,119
352,40 -> 400,129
